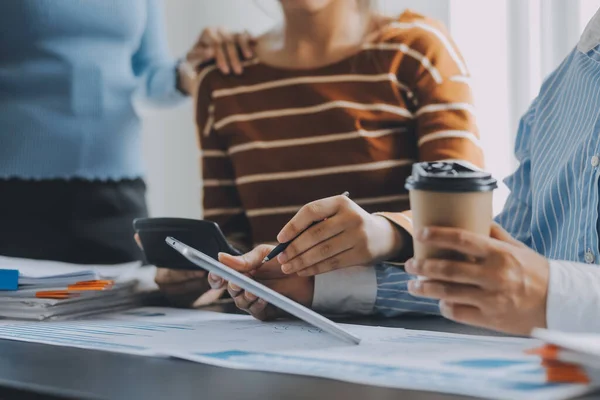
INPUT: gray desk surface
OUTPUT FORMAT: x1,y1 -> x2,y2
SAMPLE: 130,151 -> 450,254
0,308 -> 597,400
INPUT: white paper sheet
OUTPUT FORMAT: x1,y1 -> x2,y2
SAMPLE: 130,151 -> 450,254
533,328 -> 600,358
0,255 -> 158,291
0,307 -> 593,400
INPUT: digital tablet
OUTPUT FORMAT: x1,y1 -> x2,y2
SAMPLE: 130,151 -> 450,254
165,237 -> 361,345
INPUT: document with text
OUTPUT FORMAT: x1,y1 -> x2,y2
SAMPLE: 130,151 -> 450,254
0,307 -> 594,400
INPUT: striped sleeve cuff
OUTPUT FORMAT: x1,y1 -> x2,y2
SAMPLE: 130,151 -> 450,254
312,266 -> 377,315
374,263 -> 440,317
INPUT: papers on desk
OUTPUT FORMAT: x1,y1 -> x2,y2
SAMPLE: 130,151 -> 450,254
0,307 -> 594,400
0,256 -> 158,320
18,270 -> 98,288
531,329 -> 600,383
0,255 -> 155,287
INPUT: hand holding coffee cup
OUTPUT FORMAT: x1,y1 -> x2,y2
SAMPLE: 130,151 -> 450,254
405,162 -> 498,269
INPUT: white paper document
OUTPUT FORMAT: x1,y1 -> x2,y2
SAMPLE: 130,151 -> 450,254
533,328 -> 600,358
0,255 -> 158,290
0,256 -> 158,320
0,307 -> 594,400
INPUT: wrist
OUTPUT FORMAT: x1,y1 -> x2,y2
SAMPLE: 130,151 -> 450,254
536,257 -> 550,330
176,60 -> 195,96
372,214 -> 405,261
306,276 -> 315,308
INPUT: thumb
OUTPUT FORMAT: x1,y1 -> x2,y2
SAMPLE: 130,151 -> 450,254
134,233 -> 143,250
218,245 -> 274,273
490,223 -> 524,247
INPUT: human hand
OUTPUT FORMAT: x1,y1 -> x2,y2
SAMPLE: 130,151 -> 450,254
186,27 -> 254,74
154,268 -> 213,308
405,223 -> 550,335
274,195 -> 405,277
134,234 -> 214,308
209,245 -> 314,320
178,28 -> 254,95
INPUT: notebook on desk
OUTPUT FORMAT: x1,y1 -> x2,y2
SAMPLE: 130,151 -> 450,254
0,256 -> 156,320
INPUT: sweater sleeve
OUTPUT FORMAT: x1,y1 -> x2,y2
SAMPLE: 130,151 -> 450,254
131,0 -> 187,107
196,68 -> 253,252
374,14 -> 484,245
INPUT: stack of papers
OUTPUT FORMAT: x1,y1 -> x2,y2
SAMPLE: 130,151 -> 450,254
18,270 -> 98,289
532,329 -> 600,384
0,307 -> 595,400
0,256 -> 158,321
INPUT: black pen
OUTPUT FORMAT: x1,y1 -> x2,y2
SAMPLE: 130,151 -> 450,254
262,191 -> 350,264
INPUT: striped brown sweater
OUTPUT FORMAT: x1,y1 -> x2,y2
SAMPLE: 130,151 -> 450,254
195,10 -> 484,250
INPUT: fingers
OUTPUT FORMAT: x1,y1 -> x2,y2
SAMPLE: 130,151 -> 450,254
198,27 -> 230,74
134,233 -> 143,250
193,287 -> 226,307
278,216 -> 349,271
277,195 -> 352,243
415,227 -> 492,258
227,281 -> 276,320
155,268 -> 209,307
490,223 -> 524,247
281,231 -> 353,275
439,300 -> 484,327
220,29 -> 242,75
296,248 -> 354,277
229,283 -> 257,310
408,279 -> 486,308
213,40 -> 230,74
251,261 -> 288,280
231,290 -> 276,320
207,272 -> 225,289
238,30 -> 254,59
404,258 -> 490,287
218,245 -> 275,273
190,27 -> 253,75
155,268 -> 206,285
248,298 -> 273,321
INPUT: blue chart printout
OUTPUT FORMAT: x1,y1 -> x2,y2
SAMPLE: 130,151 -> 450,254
0,307 -> 594,400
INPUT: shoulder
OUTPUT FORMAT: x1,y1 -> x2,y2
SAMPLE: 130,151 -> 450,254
371,10 -> 456,55
195,58 -> 262,97
195,61 -> 224,94
196,26 -> 278,94
368,10 -> 468,79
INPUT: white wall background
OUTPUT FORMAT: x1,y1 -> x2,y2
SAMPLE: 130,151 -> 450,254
142,0 -> 600,219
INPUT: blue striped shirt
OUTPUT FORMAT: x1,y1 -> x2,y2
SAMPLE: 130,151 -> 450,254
373,45 -> 600,316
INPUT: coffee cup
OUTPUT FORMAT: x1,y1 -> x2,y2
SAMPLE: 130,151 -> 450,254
405,161 -> 498,261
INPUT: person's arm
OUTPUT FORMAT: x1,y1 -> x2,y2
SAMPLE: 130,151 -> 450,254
310,20 -> 484,316
196,69 -> 253,252
377,18 -> 483,238
132,0 -> 187,106
312,263 -> 440,317
273,21 -> 484,276
402,224 -> 600,335
493,99 -> 537,246
546,260 -> 600,333
213,246 -> 438,319
356,99 -> 537,319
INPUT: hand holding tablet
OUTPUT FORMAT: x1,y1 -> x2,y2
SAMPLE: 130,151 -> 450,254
166,237 -> 361,345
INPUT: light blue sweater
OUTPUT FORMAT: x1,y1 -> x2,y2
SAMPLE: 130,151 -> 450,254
0,0 -> 186,180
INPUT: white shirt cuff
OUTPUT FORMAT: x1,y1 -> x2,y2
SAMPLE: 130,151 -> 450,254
312,266 -> 377,315
547,260 -> 600,333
